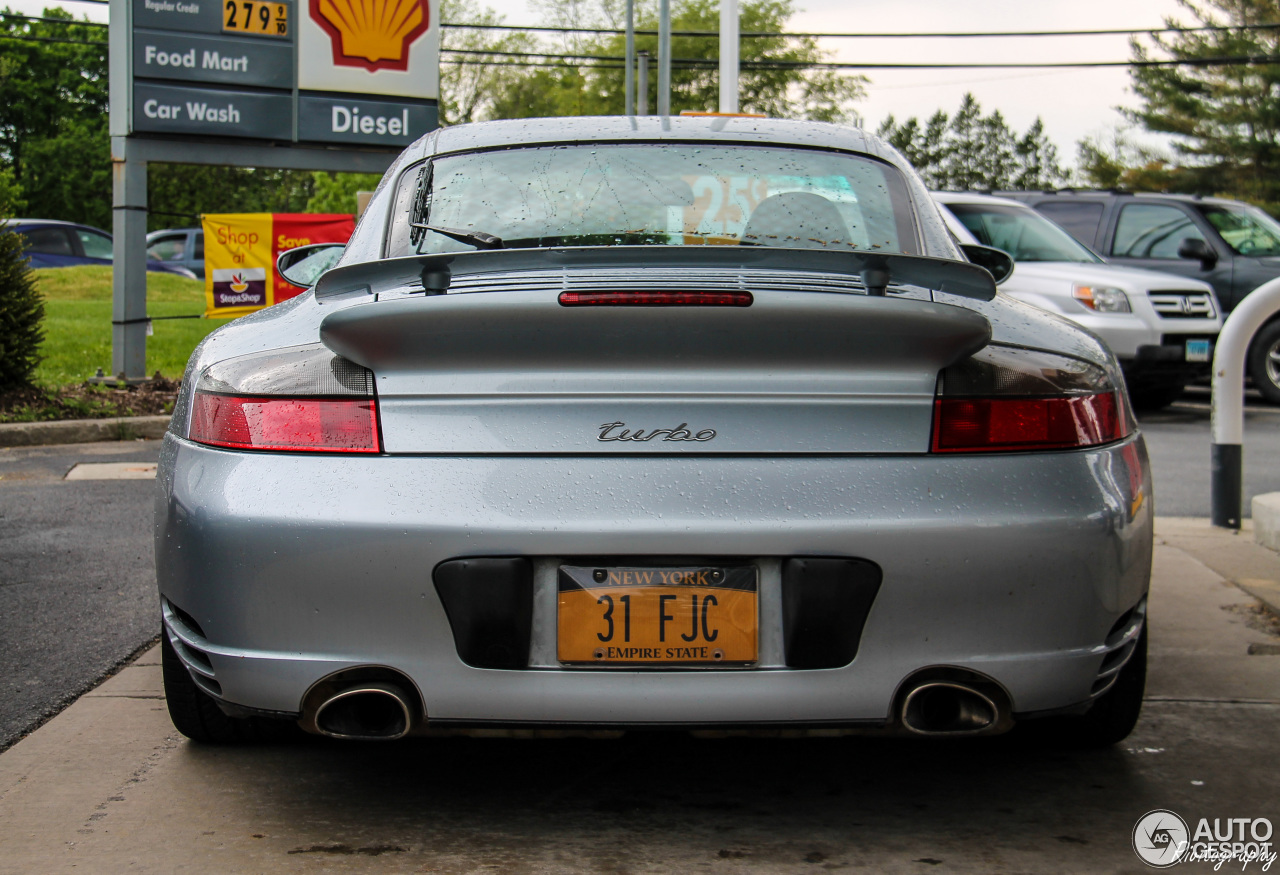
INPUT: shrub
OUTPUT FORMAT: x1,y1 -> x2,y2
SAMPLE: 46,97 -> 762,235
0,226 -> 44,390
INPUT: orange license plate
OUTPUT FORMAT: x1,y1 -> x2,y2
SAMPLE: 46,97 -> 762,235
558,565 -> 757,665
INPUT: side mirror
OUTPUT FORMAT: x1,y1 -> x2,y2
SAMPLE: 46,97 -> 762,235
277,243 -> 346,289
1177,237 -> 1218,269
959,244 -> 1015,285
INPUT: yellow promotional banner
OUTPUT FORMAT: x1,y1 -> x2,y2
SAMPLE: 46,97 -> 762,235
202,213 -> 355,318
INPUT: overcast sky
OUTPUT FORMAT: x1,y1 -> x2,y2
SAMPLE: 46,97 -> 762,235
26,0 -> 1191,167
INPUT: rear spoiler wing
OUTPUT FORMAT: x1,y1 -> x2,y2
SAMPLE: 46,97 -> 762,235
313,246 -> 998,303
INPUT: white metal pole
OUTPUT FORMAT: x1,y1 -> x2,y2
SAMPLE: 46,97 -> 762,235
624,0 -> 635,116
1210,276 -> 1280,528
637,50 -> 650,115
658,0 -> 671,116
719,0 -> 739,113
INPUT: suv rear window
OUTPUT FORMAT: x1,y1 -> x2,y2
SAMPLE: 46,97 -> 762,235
386,143 -> 918,258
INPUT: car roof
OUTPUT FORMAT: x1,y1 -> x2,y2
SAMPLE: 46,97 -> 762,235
3,218 -> 97,228
147,227 -> 201,237
418,116 -> 897,165
931,192 -> 1036,209
1002,190 -> 1247,208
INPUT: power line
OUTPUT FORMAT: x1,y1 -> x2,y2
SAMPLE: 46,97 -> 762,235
0,12 -> 108,28
440,21 -> 1280,39
8,11 -> 1279,42
0,32 -> 106,47
442,47 -> 1280,70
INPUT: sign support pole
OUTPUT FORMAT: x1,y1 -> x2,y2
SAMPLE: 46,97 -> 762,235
624,0 -> 635,116
719,0 -> 738,113
109,138 -> 149,382
638,50 -> 649,115
657,0 -> 671,116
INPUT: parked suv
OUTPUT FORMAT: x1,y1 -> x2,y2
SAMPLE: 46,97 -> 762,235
1003,191 -> 1280,403
934,193 -> 1222,409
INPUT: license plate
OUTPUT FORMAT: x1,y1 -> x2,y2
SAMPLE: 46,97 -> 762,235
558,565 -> 758,665
1186,339 -> 1212,362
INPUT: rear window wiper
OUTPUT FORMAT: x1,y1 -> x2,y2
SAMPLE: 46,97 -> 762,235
410,223 -> 504,250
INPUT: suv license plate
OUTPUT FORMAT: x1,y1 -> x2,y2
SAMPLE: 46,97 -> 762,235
1187,339 -> 1212,362
557,565 -> 758,665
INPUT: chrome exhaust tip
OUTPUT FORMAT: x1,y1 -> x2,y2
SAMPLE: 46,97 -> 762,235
901,681 -> 999,736
313,683 -> 413,741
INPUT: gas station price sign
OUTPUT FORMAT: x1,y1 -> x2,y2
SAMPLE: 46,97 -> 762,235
222,0 -> 288,37
116,0 -> 440,147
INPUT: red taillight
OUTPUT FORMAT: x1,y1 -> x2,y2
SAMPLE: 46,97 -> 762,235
931,392 -> 1124,453
558,290 -> 753,306
190,393 -> 380,453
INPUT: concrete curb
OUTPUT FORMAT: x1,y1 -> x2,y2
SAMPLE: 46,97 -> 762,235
1156,517 -> 1280,619
0,415 -> 170,448
1254,492 -> 1280,553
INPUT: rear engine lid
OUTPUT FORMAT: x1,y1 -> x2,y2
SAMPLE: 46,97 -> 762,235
320,286 -> 992,455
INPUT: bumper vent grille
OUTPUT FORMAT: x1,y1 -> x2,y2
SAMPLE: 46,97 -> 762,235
445,267 -> 890,297
162,598 -> 222,696
1150,291 -> 1217,319
1091,598 -> 1146,696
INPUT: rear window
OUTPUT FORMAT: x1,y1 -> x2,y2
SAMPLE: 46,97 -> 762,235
386,143 -> 919,258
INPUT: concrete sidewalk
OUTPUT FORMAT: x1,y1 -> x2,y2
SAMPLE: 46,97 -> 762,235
0,518 -> 1276,874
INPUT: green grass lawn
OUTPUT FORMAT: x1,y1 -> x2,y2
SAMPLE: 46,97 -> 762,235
32,266 -> 233,387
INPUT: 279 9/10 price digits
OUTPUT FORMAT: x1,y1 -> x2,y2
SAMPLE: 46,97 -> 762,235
224,0 -> 288,36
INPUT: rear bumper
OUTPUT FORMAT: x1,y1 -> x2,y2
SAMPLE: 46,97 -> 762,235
1122,336 -> 1216,384
155,433 -> 1153,726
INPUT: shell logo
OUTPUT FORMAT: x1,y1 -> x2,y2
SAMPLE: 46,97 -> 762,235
310,0 -> 431,73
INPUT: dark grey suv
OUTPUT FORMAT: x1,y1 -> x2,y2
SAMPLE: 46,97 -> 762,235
1004,191 -> 1280,403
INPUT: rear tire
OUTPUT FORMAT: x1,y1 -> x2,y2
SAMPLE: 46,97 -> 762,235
1029,626 -> 1147,748
161,629 -> 300,743
1248,321 -> 1280,405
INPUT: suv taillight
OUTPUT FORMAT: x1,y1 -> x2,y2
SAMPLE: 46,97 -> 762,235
931,346 -> 1130,453
188,344 -> 380,454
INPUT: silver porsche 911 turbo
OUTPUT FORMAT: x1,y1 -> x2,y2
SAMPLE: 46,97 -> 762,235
155,116 -> 1152,748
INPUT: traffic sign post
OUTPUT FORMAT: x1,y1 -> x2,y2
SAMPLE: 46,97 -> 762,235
107,0 -> 440,380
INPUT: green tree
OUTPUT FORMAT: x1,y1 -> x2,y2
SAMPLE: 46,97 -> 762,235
0,223 -> 43,389
945,94 -> 987,190
877,94 -> 1067,190
1128,0 -> 1280,204
484,0 -> 866,121
306,172 -> 382,213
1075,124 -> 1179,191
0,8 -> 109,226
1015,119 -> 1066,190
146,165 -> 318,230
0,165 -> 24,216
440,0 -> 540,124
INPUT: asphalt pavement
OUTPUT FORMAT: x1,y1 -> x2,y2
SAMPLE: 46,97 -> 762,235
0,440 -> 162,750
1138,387 -> 1280,518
